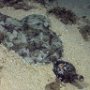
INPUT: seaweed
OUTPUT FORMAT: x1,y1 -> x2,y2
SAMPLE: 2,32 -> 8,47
48,7 -> 77,24
34,0 -> 46,5
0,32 -> 4,43
33,0 -> 55,6
0,0 -> 33,10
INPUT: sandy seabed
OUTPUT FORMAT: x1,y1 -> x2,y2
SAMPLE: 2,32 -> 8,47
0,3 -> 90,90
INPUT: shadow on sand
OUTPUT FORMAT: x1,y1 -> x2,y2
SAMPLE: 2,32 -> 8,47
45,80 -> 88,90
71,80 -> 88,89
45,81 -> 61,90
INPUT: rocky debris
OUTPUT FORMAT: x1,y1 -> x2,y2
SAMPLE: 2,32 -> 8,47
48,7 -> 77,24
0,0 -> 33,10
0,13 -> 63,64
79,25 -> 90,41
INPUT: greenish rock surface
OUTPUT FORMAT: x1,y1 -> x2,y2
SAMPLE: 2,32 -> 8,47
0,13 -> 63,64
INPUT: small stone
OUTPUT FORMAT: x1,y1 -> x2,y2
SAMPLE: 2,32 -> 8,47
18,48 -> 30,57
5,18 -> 22,31
4,41 -> 13,48
6,32 -> 14,42
12,30 -> 18,38
14,32 -> 27,45
0,25 -> 5,33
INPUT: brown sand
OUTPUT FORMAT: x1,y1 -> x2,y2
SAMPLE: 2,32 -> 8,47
0,5 -> 90,90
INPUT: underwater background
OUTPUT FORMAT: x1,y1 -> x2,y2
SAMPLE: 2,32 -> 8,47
0,0 -> 90,90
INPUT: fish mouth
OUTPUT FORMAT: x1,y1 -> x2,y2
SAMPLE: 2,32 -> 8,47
72,74 -> 84,82
77,75 -> 84,82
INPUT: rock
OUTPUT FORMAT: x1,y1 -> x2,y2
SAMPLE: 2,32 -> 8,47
5,30 -> 18,42
0,25 -> 5,33
5,18 -> 23,31
24,57 -> 33,64
0,13 -> 8,22
12,30 -> 18,38
0,13 -> 63,64
21,14 -> 50,30
0,21 -> 5,26
18,48 -> 30,57
6,32 -> 15,42
3,41 -> 14,49
13,31 -> 27,45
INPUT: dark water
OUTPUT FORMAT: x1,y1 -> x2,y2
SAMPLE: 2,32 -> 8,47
57,0 -> 90,19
